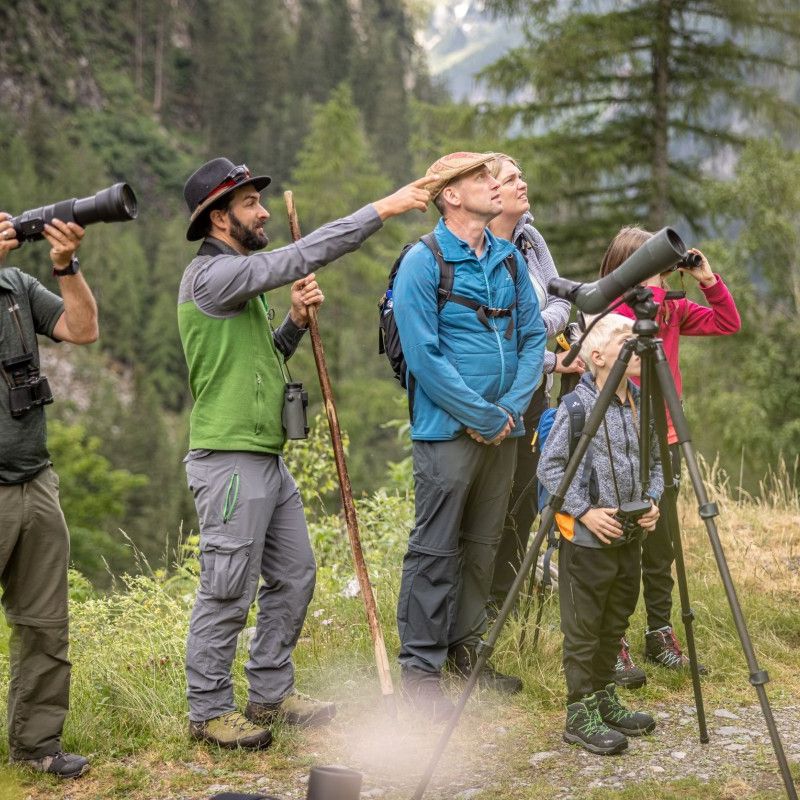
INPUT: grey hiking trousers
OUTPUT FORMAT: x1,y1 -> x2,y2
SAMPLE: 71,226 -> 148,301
185,451 -> 315,722
397,436 -> 516,673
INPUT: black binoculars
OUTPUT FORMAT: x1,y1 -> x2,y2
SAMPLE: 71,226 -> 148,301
282,381 -> 309,440
615,499 -> 652,542
2,353 -> 53,417
672,251 -> 703,270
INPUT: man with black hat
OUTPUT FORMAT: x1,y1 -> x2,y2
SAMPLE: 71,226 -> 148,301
179,157 -> 434,749
392,152 -> 546,722
0,212 -> 98,778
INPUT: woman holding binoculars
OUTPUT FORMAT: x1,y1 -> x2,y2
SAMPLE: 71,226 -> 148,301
599,226 -> 741,687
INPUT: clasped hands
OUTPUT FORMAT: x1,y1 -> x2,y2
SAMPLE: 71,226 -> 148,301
465,410 -> 515,446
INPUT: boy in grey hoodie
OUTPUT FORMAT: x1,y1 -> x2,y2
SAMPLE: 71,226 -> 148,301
537,314 -> 663,755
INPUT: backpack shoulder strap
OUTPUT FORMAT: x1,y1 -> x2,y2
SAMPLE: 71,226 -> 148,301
386,241 -> 417,292
541,390 -> 587,557
502,251 -> 518,283
561,389 -> 586,460
420,232 -> 454,312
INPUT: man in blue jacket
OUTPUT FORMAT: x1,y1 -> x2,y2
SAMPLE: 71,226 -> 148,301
393,152 -> 546,721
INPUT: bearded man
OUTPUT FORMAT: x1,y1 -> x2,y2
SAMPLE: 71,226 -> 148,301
178,157 -> 433,748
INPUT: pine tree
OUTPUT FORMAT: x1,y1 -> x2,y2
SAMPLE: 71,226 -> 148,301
285,84 -> 425,492
140,215 -> 194,408
483,0 -> 800,274
680,139 -> 800,486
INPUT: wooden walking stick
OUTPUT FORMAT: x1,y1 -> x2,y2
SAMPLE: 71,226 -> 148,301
284,190 -> 397,718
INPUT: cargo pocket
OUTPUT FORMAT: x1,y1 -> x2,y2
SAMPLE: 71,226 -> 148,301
199,534 -> 254,600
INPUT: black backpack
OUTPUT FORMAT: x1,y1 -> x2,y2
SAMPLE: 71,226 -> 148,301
378,232 -> 518,389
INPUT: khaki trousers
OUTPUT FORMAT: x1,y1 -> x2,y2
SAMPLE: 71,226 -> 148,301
0,467 -> 71,759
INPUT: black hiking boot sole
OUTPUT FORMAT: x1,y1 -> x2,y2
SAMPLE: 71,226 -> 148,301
189,726 -> 273,750
190,731 -> 273,750
613,672 -> 647,690
604,719 -> 656,737
563,731 -> 629,755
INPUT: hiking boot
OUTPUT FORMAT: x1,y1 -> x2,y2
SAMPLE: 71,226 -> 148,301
596,684 -> 656,736
564,694 -> 628,755
645,626 -> 708,673
614,637 -> 647,689
400,667 -> 455,723
448,643 -> 523,695
245,691 -> 336,728
189,711 -> 273,749
11,751 -> 90,779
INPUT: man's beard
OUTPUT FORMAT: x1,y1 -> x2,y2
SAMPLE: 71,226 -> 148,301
229,210 -> 269,252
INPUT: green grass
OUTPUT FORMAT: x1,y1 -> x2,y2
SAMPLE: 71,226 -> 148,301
0,466 -> 798,799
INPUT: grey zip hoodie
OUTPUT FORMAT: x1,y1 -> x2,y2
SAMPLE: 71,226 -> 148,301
511,213 -> 571,375
537,372 -> 664,548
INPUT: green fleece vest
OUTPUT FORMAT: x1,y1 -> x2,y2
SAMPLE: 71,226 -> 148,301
178,294 -> 287,453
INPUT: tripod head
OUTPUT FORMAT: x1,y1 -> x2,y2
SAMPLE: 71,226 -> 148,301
626,285 -> 659,337
561,283 -> 660,367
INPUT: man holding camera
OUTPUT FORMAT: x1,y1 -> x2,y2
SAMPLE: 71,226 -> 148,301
0,213 -> 98,778
179,157 -> 434,749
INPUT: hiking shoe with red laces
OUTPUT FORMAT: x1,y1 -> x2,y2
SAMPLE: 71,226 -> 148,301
645,626 -> 707,673
613,637 -> 647,689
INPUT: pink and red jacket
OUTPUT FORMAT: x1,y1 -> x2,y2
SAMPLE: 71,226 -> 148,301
616,276 -> 740,443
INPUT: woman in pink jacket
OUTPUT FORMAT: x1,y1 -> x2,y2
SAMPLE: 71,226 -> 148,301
599,226 -> 741,688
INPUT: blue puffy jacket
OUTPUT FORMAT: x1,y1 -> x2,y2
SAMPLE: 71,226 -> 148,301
393,218 -> 547,441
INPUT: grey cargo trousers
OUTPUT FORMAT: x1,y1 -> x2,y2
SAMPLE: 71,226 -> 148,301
397,436 -> 516,673
185,451 -> 315,722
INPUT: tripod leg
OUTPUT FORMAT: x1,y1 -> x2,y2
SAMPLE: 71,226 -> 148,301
516,541 -> 541,651
653,348 -> 798,800
647,355 -> 709,743
410,344 -> 637,800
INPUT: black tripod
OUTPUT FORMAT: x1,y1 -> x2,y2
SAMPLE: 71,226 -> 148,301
411,287 -> 798,800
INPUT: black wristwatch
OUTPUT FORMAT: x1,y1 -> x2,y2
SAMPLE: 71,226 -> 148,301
53,255 -> 80,277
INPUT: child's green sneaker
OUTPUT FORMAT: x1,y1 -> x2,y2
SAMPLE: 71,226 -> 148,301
564,694 -> 628,755
596,683 -> 656,736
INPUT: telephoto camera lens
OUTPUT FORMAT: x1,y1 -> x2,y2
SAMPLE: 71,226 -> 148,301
10,183 -> 138,242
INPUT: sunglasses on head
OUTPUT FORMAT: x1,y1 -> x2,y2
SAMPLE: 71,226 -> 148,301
201,164 -> 253,205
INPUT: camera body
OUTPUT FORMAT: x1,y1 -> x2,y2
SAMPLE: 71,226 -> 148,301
615,499 -> 652,542
2,353 -> 53,417
282,381 -> 309,439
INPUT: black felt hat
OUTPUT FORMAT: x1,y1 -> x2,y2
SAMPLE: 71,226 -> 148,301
184,157 -> 271,241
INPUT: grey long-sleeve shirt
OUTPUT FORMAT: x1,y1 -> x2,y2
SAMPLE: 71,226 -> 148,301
178,204 -> 383,359
511,213 -> 571,375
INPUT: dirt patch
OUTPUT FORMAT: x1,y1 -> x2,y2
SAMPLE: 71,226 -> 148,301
13,696 -> 798,800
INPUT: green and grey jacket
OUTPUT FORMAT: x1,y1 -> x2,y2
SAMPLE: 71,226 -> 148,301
177,205 -> 382,453
537,372 -> 664,548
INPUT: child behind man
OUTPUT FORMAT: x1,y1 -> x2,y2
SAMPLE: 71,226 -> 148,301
537,314 -> 663,755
